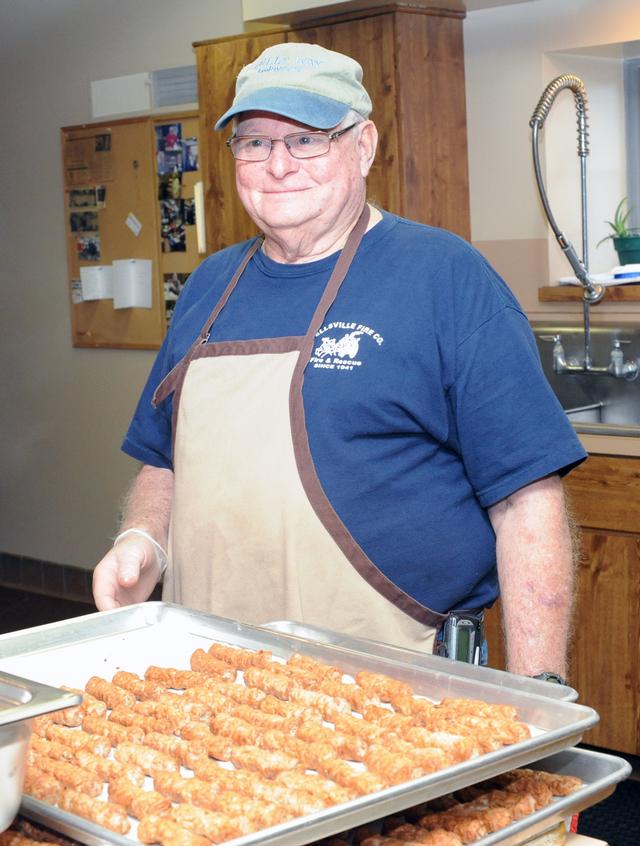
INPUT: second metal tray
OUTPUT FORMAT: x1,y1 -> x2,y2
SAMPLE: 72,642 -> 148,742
260,620 -> 579,702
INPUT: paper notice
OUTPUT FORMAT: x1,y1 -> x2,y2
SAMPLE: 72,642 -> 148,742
80,265 -> 114,300
125,212 -> 143,236
70,279 -> 83,304
113,258 -> 153,309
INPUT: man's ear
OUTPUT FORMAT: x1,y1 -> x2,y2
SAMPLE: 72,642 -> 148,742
357,121 -> 378,177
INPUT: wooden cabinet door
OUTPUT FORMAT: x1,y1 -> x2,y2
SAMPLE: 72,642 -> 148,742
571,529 -> 640,754
290,10 -> 469,238
287,14 -> 402,217
393,11 -> 469,239
195,32 -> 285,253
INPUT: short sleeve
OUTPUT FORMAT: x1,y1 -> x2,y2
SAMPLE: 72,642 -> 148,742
450,306 -> 586,507
121,336 -> 174,469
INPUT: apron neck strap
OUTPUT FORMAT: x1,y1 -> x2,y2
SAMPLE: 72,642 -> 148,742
198,237 -> 263,345
300,202 -> 371,353
152,236 -> 262,407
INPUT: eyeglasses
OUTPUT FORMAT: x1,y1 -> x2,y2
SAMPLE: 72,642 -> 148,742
226,123 -> 358,162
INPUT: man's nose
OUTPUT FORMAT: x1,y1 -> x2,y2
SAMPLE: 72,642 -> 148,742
265,140 -> 300,177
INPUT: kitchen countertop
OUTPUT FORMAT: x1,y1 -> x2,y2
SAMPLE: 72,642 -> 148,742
578,432 -> 640,458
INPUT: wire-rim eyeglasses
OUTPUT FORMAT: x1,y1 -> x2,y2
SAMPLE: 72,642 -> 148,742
226,123 -> 359,162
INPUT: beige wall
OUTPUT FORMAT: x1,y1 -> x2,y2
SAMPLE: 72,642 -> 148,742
0,1 -> 244,570
464,0 -> 640,322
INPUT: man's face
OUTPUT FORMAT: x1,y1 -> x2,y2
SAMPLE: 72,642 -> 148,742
233,112 -> 369,237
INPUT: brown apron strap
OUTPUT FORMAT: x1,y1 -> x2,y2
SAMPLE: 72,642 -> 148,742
153,237 -> 263,407
299,203 -> 370,365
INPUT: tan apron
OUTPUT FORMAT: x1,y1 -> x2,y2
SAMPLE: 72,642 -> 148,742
154,206 -> 446,652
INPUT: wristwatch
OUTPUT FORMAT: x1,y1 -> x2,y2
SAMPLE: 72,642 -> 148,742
531,671 -> 568,685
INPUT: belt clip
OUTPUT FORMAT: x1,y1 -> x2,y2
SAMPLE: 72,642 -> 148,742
435,609 -> 484,665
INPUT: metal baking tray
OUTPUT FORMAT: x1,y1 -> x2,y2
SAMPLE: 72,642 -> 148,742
260,620 -> 579,702
16,748 -> 631,846
0,671 -> 81,727
329,746 -> 630,846
0,601 -> 600,846
0,671 -> 81,832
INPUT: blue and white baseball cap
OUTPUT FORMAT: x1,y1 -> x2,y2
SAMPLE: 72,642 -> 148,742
215,42 -> 372,130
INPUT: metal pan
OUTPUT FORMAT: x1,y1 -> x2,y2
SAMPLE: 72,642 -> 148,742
260,620 -> 579,702
0,602 -> 600,846
17,747 -> 630,846
0,672 -> 81,832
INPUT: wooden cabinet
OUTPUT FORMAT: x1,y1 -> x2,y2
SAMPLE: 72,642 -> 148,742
485,453 -> 640,756
194,4 -> 470,254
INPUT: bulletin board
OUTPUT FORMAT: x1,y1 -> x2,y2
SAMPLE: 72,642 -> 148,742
62,112 -> 202,349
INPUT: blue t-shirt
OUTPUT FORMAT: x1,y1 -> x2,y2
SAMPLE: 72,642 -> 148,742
123,211 -> 586,613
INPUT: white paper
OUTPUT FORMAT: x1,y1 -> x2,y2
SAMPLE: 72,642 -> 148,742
112,259 -> 153,309
70,279 -> 83,304
559,274 -> 640,287
79,265 -> 114,300
194,180 -> 206,254
125,212 -> 143,237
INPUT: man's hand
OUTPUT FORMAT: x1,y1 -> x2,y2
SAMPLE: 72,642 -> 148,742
93,464 -> 174,611
93,534 -> 162,611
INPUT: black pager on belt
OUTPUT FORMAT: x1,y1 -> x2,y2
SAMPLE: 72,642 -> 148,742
435,610 -> 484,665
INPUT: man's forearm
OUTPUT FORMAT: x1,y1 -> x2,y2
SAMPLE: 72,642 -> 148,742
119,464 -> 174,550
488,474 -> 578,678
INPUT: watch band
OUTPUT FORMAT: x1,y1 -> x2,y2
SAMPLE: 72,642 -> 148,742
531,671 -> 568,685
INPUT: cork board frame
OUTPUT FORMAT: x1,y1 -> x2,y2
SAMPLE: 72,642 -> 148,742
62,111 -> 201,349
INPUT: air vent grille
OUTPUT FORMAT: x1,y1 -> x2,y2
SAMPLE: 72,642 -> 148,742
151,66 -> 198,108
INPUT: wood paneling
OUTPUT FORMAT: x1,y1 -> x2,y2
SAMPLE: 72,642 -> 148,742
195,32 -> 285,253
564,454 -> 640,534
572,530 -> 640,752
394,11 -> 470,239
288,14 -> 402,215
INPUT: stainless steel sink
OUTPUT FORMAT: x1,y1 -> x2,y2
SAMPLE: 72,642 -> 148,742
532,323 -> 640,436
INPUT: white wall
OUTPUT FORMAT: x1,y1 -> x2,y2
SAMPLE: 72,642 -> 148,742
543,52 -> 626,282
464,0 -> 640,319
0,1 -> 245,570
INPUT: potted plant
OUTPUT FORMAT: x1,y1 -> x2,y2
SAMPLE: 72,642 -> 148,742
597,197 -> 640,265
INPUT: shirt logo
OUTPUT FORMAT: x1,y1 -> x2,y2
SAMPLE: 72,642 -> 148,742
310,321 -> 384,371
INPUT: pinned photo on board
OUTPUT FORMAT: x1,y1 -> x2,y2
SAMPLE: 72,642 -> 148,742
76,235 -> 101,261
96,185 -> 107,208
70,211 -> 99,233
183,198 -> 196,226
183,137 -> 199,172
157,149 -> 183,175
158,170 -> 182,200
164,272 -> 189,327
156,123 -> 182,153
95,133 -> 112,152
69,188 -> 97,208
160,199 -> 186,253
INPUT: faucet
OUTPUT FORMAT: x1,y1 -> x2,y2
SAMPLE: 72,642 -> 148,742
530,75 -> 603,306
530,75 -> 619,379
551,334 -> 638,380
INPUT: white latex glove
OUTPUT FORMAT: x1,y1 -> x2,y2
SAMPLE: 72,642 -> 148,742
93,532 -> 163,611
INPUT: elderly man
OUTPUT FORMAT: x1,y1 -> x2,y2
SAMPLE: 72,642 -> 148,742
93,43 -> 585,682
